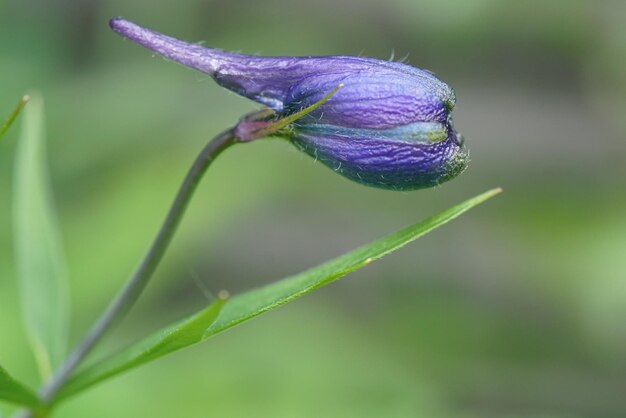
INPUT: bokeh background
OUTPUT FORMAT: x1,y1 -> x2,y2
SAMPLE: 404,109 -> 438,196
1,0 -> 626,417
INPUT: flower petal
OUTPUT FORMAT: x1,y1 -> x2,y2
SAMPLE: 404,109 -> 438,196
109,17 -> 453,120
291,129 -> 468,190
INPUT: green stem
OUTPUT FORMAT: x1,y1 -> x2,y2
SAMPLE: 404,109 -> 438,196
26,128 -> 236,415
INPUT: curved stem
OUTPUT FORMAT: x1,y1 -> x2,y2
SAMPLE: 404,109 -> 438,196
38,128 -> 236,407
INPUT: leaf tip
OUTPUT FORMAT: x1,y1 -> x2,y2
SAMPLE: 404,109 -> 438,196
480,187 -> 503,201
1,94 -> 32,141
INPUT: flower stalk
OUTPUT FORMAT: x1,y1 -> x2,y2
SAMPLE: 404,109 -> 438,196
20,128 -> 236,416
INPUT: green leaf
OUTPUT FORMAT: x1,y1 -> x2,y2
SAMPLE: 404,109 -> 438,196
0,95 -> 29,142
13,94 -> 70,382
203,188 -> 502,337
58,188 -> 500,401
57,296 -> 227,400
0,365 -> 42,408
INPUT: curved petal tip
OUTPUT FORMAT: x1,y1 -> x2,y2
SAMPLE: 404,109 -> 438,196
109,17 -> 133,35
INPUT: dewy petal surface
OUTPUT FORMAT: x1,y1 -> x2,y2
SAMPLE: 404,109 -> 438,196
110,17 -> 468,190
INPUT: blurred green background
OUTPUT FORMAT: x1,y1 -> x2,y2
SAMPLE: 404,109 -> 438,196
1,0 -> 626,417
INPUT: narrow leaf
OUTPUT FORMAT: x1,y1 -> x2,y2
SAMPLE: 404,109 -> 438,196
57,296 -> 226,399
0,365 -> 42,408
13,94 -> 70,382
0,96 -> 29,142
204,188 -> 502,337
59,188 -> 500,400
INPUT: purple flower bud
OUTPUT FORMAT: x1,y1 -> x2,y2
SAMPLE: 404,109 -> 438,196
109,18 -> 468,190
